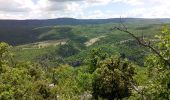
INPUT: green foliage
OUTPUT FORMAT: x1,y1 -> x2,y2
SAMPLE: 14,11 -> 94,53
56,42 -> 80,57
0,42 -> 10,73
134,67 -> 148,85
12,23 -> 163,67
0,43 -> 54,100
0,62 -> 52,99
92,56 -> 135,100
51,65 -> 92,99
32,80 -> 53,99
144,25 -> 170,99
2,21 -> 170,100
88,48 -> 108,73
75,66 -> 93,92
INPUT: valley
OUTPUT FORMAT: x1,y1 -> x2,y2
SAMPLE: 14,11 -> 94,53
1,18 -> 170,99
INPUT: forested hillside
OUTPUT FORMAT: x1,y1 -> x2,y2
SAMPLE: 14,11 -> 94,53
0,18 -> 170,45
0,18 -> 170,99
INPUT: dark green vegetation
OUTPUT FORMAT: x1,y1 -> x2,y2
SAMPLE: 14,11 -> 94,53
0,18 -> 170,45
1,18 -> 170,99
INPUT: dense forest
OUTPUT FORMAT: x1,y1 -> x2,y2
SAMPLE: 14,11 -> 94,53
1,18 -> 170,99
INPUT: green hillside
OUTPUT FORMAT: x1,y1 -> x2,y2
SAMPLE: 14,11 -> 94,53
0,18 -> 169,45
11,22 -> 165,67
1,18 -> 170,99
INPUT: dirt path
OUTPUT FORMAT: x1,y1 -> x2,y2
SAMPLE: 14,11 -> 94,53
85,36 -> 105,46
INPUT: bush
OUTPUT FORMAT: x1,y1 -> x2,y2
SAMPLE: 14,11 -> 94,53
92,56 -> 135,100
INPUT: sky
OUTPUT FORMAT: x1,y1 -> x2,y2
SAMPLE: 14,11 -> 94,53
0,0 -> 170,19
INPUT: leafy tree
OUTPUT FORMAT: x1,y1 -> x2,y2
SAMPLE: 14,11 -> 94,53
115,23 -> 170,99
75,66 -> 93,93
92,55 -> 135,100
0,42 -> 10,73
49,65 -> 93,99
88,48 -> 108,73
32,80 -> 53,99
0,42 -> 54,100
51,65 -> 82,99
144,26 -> 170,99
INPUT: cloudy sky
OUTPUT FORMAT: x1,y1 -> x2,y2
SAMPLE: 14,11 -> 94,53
0,0 -> 169,19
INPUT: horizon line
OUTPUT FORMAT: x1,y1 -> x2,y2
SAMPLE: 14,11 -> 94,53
0,17 -> 170,21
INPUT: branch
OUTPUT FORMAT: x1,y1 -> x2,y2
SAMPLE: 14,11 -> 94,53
113,26 -> 170,66
121,73 -> 146,100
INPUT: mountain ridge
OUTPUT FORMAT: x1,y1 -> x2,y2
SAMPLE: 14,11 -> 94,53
0,18 -> 170,45
0,18 -> 170,27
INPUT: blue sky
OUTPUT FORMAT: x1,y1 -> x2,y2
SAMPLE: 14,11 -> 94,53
0,0 -> 169,19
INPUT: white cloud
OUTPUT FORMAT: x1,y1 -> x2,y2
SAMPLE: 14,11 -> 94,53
87,0 -> 112,5
124,0 -> 170,18
0,0 -> 35,12
113,0 -> 144,6
0,0 -> 169,19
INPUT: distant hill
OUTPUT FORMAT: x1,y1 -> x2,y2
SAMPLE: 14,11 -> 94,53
0,18 -> 170,45
0,18 -> 122,28
1,18 -> 170,27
